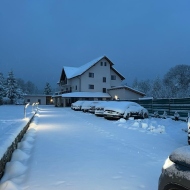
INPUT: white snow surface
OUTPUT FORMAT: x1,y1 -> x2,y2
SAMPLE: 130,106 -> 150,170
0,105 -> 34,160
0,105 -> 188,190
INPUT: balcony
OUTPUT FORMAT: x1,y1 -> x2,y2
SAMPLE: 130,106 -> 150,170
54,90 -> 72,95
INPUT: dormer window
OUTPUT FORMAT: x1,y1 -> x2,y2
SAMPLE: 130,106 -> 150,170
89,72 -> 94,78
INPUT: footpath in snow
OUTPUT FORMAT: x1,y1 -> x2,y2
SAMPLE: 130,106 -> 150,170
0,105 -> 187,190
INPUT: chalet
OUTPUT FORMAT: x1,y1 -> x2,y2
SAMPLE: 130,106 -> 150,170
53,56 -> 145,107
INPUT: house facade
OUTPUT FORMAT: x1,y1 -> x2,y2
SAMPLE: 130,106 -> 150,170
24,95 -> 53,105
53,56 -> 145,107
107,86 -> 145,100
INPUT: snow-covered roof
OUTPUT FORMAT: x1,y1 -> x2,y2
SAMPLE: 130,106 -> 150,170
61,92 -> 111,98
63,66 -> 78,79
107,85 -> 145,96
62,56 -> 125,80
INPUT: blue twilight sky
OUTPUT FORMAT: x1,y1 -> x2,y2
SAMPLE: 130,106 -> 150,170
0,0 -> 190,90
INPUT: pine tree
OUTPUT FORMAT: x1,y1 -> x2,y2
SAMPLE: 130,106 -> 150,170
0,72 -> 5,104
6,71 -> 18,104
44,82 -> 52,95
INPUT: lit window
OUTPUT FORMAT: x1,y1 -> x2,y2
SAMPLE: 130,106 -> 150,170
111,75 -> 116,80
89,84 -> 94,89
89,72 -> 94,78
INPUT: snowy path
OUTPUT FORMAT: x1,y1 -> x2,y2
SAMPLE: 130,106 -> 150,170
0,106 -> 187,190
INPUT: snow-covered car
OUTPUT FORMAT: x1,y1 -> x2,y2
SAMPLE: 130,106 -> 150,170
158,146 -> 190,190
81,101 -> 96,112
71,100 -> 84,110
104,101 -> 139,119
188,116 -> 190,145
88,101 -> 101,113
123,103 -> 148,119
94,101 -> 111,116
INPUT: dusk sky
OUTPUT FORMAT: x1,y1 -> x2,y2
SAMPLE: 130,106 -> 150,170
0,0 -> 190,90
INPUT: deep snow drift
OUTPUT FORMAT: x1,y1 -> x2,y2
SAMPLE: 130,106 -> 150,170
0,105 -> 188,190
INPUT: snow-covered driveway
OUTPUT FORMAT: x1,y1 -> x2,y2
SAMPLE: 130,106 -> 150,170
0,106 -> 187,190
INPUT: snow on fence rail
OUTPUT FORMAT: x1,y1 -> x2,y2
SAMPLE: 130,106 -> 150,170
0,114 -> 35,179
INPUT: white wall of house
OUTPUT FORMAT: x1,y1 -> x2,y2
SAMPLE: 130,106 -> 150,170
110,69 -> 123,88
70,77 -> 80,92
80,58 -> 111,92
24,95 -> 46,105
108,88 -> 144,100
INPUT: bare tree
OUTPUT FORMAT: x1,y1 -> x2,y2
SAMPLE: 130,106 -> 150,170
163,65 -> 190,98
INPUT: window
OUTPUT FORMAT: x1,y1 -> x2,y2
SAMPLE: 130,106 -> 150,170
89,72 -> 94,78
104,62 -> 107,66
89,84 -> 94,89
75,85 -> 77,90
100,62 -> 103,66
103,77 -> 106,83
111,75 -> 116,80
27,99 -> 30,102
103,88 -> 106,93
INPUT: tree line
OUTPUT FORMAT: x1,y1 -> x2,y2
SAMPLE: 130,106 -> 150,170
0,71 -> 52,105
131,64 -> 190,98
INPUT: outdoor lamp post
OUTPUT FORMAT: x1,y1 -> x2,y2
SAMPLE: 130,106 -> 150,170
24,103 -> 30,118
32,103 -> 35,112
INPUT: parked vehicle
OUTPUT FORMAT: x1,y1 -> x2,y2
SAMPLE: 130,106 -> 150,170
71,100 -> 85,110
81,101 -> 97,112
188,116 -> 190,145
95,101 -> 111,116
158,146 -> 190,190
88,102 -> 101,113
123,103 -> 148,119
104,101 -> 142,120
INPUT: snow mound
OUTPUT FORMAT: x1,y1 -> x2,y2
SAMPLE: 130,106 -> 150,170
22,135 -> 35,143
1,161 -> 27,183
0,180 -> 18,190
11,149 -> 30,162
17,141 -> 32,150
117,118 -> 126,123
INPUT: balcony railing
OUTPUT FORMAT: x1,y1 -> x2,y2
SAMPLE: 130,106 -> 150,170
54,90 -> 72,95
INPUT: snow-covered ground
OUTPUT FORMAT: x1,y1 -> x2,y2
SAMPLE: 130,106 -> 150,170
0,105 -> 188,190
0,105 -> 35,160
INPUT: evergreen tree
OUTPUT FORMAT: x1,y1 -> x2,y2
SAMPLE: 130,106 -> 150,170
25,81 -> 37,94
44,82 -> 52,95
5,71 -> 18,104
0,72 -> 6,104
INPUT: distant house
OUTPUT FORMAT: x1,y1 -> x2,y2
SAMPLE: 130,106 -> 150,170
53,56 -> 145,107
107,86 -> 145,100
24,95 -> 53,105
